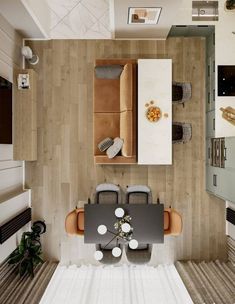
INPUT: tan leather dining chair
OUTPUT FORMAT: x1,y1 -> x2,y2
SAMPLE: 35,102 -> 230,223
65,207 -> 84,236
164,208 -> 182,236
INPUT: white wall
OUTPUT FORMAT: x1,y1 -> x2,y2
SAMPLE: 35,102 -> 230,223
0,13 -> 22,81
21,0 -> 50,38
0,0 -> 49,38
0,13 -> 25,262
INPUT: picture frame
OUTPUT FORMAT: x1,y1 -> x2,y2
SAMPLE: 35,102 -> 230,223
127,7 -> 162,25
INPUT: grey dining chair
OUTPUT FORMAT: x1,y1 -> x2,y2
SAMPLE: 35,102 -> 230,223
172,122 -> 192,144
94,183 -> 122,264
126,244 -> 152,264
126,185 -> 152,204
172,81 -> 192,107
125,185 -> 152,264
95,244 -> 123,265
94,183 -> 121,204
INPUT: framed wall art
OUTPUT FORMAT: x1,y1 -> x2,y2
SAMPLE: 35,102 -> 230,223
127,7 -> 162,25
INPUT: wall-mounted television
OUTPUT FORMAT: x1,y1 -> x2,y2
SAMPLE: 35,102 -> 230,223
0,76 -> 12,144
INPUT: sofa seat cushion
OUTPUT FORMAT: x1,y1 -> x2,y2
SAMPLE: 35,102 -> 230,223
120,64 -> 133,112
94,78 -> 120,113
120,110 -> 133,157
94,113 -> 120,155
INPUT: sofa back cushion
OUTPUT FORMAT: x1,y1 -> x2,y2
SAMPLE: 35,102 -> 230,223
120,64 -> 133,112
95,65 -> 123,79
120,110 -> 133,157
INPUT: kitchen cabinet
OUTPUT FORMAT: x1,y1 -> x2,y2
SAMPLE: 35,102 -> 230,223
206,55 -> 215,112
206,139 -> 212,165
210,55 -> 215,111
206,165 -> 235,202
206,83 -> 211,113
215,168 -> 235,202
206,110 -> 215,138
206,165 -> 217,194
225,137 -> 235,169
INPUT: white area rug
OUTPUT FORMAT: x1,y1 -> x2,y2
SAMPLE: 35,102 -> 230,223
40,264 -> 193,304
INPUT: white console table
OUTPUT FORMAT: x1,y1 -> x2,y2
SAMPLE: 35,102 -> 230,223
138,59 -> 172,165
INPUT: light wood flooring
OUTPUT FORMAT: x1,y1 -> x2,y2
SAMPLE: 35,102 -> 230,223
25,38 -> 227,264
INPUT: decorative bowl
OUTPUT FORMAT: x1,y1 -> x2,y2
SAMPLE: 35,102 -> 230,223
146,106 -> 161,122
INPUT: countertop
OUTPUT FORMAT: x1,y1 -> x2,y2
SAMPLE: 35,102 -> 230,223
175,0 -> 235,137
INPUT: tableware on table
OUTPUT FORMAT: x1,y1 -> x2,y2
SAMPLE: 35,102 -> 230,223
94,250 -> 103,261
115,207 -> 125,218
129,239 -> 138,249
112,247 -> 122,257
97,225 -> 107,235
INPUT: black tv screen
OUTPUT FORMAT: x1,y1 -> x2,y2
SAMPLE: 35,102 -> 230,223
0,76 -> 12,144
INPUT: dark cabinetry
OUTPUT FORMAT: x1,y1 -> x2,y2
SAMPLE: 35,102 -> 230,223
218,65 -> 235,96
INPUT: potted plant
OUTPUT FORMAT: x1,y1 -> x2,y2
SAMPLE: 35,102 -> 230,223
7,221 -> 46,278
226,0 -> 235,10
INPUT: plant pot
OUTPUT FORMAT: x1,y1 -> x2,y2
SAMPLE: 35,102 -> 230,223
225,1 -> 235,10
32,221 -> 46,235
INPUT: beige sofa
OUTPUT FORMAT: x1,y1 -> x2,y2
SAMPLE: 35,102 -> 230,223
93,59 -> 137,164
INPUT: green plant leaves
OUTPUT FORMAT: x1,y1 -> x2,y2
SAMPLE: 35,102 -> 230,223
8,252 -> 23,264
8,248 -> 19,258
7,222 -> 45,279
33,256 -> 44,266
27,260 -> 34,278
19,260 -> 28,277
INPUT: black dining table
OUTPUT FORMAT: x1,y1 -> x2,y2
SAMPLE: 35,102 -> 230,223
84,203 -> 164,245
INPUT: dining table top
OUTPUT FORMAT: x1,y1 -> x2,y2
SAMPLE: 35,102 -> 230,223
84,203 -> 164,245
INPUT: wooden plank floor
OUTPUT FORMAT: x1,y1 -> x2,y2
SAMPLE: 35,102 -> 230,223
25,38 -> 227,263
